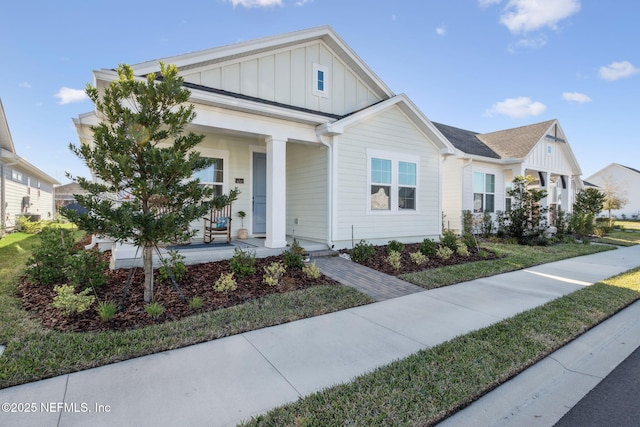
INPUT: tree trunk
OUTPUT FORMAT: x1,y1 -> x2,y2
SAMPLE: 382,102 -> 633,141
143,244 -> 154,303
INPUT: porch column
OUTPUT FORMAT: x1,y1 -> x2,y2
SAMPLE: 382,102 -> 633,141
560,175 -> 571,214
540,171 -> 550,224
265,136 -> 287,248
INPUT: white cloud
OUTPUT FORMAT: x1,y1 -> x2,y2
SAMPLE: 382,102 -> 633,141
478,0 -> 501,7
19,82 -> 32,89
599,61 -> 639,81
514,34 -> 547,49
54,87 -> 88,105
562,92 -> 591,103
436,25 -> 447,36
485,96 -> 547,118
498,0 -> 581,34
295,0 -> 312,5
391,14 -> 396,22
228,0 -> 282,7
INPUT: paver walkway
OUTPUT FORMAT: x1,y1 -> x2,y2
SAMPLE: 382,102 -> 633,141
312,254 -> 425,301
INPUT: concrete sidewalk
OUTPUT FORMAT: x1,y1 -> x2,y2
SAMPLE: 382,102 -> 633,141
2,245 -> 639,427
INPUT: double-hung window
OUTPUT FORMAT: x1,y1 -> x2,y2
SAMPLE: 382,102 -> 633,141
473,172 -> 495,213
368,150 -> 418,212
193,158 -> 224,197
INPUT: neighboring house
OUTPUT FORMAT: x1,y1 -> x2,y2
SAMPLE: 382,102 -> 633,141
55,182 -> 89,214
435,119 -> 583,233
0,98 -> 59,235
584,163 -> 640,219
73,26 -> 456,252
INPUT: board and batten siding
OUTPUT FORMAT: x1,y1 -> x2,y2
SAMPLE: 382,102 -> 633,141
523,139 -> 574,175
181,41 -> 382,116
334,106 -> 441,247
286,143 -> 328,242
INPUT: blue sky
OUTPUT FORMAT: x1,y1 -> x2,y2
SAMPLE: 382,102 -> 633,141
1,0 -> 638,183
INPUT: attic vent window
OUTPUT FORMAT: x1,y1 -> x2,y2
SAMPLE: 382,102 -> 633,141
313,64 -> 329,98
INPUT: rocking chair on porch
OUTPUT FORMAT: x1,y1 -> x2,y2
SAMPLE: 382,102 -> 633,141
203,202 -> 232,244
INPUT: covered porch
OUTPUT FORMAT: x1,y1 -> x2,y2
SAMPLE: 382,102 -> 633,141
102,236 -> 330,270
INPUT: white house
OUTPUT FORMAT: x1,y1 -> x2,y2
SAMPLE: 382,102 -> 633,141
584,163 -> 640,219
0,98 -> 59,235
74,26 -> 456,255
435,119 -> 583,233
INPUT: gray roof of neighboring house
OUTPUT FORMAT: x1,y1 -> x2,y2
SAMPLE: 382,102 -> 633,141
432,122 -> 500,159
433,119 -> 558,161
620,164 -> 640,175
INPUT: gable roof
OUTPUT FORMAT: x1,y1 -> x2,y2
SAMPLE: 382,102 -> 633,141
432,122 -> 499,159
477,119 -> 556,159
318,94 -> 456,154
0,98 -> 16,155
620,164 -> 640,175
128,26 -> 394,101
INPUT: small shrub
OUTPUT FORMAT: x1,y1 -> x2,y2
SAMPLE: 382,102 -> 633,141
283,250 -> 304,269
289,238 -> 305,255
188,296 -> 204,310
456,242 -> 470,257
419,238 -> 436,256
17,216 -> 42,234
214,272 -> 237,293
51,284 -> 95,316
351,240 -> 375,262
440,229 -> 458,251
479,249 -> 490,258
461,232 -> 477,250
263,261 -> 286,287
229,247 -> 256,278
436,246 -> 453,260
409,251 -> 427,265
25,227 -> 75,286
387,250 -> 402,270
461,210 -> 474,235
65,249 -> 108,290
145,302 -> 165,318
387,240 -> 404,254
97,301 -> 118,322
157,249 -> 187,283
302,262 -> 321,279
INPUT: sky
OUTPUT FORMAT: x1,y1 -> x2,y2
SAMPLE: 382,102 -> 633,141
1,0 -> 639,183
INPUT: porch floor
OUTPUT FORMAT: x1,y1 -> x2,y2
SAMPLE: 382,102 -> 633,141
111,236 -> 329,269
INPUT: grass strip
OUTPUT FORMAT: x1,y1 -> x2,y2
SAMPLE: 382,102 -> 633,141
401,242 -> 614,289
244,267 -> 640,427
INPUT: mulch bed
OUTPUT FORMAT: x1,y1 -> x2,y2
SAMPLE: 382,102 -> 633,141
342,243 -> 499,276
18,238 -> 497,334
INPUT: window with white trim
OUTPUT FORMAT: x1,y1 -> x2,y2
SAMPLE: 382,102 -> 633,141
313,63 -> 329,98
473,172 -> 495,213
368,150 -> 418,212
193,158 -> 224,197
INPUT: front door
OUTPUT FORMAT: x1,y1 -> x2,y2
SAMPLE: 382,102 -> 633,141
252,152 -> 267,234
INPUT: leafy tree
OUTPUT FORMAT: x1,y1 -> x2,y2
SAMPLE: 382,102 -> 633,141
573,187 -> 606,216
65,63 -> 230,303
598,176 -> 628,226
506,175 -> 548,244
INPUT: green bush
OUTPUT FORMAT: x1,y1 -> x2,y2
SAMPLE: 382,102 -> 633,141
145,302 -> 165,318
263,261 -> 286,287
65,249 -> 108,290
229,247 -> 256,278
351,240 -> 375,262
461,210 -> 474,235
419,238 -> 436,256
387,240 -> 404,254
97,301 -> 118,322
214,272 -> 237,293
188,296 -> 204,309
440,229 -> 458,251
386,250 -> 402,270
16,216 -> 43,234
436,246 -> 453,260
461,232 -> 477,250
51,284 -> 95,316
283,250 -> 304,269
158,249 -> 187,283
409,251 -> 427,265
456,242 -> 470,257
25,227 -> 76,286
302,262 -> 321,279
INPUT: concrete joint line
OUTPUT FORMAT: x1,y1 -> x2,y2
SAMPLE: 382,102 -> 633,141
348,310 -> 432,348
